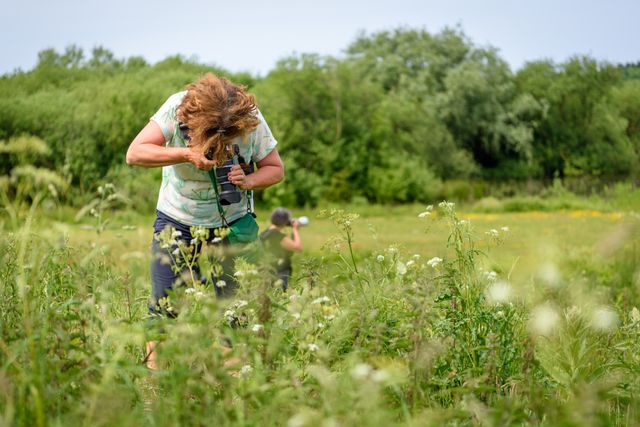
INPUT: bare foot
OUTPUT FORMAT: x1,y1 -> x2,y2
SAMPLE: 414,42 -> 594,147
145,341 -> 158,370
223,356 -> 242,367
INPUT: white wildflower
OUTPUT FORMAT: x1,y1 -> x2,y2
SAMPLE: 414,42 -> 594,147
192,227 -> 208,239
438,201 -> 455,210
307,343 -> 319,352
288,413 -> 307,427
217,280 -> 227,288
224,309 -> 236,318
406,260 -> 415,268
212,236 -> 223,243
418,205 -> 434,218
371,369 -> 390,383
486,229 -> 499,238
376,255 -> 385,262
530,304 -> 560,336
484,271 -> 498,281
501,226 -> 509,232
251,324 -> 263,333
185,288 -> 196,295
590,306 -> 619,332
317,322 -> 325,329
413,254 -> 421,260
240,364 -> 253,375
171,230 -> 182,239
388,246 -> 398,254
312,296 -> 331,305
195,291 -> 205,299
486,281 -> 513,304
427,257 -> 443,268
172,248 -> 180,256
396,261 -> 407,275
234,271 -> 244,277
351,363 -> 372,379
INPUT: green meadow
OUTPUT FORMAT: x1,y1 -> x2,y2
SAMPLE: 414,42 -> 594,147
3,25 -> 640,427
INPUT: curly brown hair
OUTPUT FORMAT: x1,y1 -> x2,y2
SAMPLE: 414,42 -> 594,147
177,73 -> 260,165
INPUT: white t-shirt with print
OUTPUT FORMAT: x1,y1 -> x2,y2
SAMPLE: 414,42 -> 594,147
150,91 -> 277,227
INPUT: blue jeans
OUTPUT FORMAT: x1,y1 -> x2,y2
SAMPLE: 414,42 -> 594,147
148,210 -> 238,316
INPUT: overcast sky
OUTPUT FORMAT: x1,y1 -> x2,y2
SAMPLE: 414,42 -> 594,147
3,0 -> 639,76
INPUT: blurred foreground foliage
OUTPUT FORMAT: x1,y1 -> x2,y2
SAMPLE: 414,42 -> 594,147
2,201 -> 640,425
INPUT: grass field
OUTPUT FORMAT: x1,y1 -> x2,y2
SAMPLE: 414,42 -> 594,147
38,204 -> 630,286
2,198 -> 640,426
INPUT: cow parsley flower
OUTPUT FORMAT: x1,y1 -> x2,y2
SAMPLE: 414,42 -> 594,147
590,306 -> 619,332
486,229 -> 499,238
427,257 -> 443,268
312,296 -> 331,305
486,281 -> 513,304
351,363 -> 372,379
396,261 -> 407,275
484,271 -> 498,281
530,304 -> 560,336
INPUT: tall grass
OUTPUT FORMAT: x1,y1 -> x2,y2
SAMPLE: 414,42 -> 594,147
1,194 -> 640,426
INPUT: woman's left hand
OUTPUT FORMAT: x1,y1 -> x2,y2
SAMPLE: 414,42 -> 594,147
228,164 -> 253,190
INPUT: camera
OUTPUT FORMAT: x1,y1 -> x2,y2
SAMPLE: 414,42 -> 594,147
209,144 -> 246,206
292,216 -> 309,227
178,122 -> 252,206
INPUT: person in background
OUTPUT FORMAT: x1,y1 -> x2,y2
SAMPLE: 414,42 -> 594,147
259,208 -> 304,291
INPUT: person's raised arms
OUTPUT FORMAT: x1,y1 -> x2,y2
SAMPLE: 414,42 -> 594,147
125,121 -> 215,170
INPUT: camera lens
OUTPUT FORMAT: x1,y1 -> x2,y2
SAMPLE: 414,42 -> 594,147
215,160 -> 241,205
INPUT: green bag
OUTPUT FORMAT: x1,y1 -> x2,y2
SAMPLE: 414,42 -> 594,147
227,212 -> 259,244
208,168 -> 259,244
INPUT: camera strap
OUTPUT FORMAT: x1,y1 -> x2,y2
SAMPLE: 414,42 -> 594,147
207,167 -> 253,228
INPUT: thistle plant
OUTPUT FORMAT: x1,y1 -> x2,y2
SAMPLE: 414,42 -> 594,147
75,183 -> 129,236
318,208 -> 361,275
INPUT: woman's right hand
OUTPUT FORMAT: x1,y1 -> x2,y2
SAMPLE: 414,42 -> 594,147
185,148 -> 216,171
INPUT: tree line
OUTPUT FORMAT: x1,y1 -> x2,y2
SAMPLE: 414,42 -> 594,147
1,28 -> 639,206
